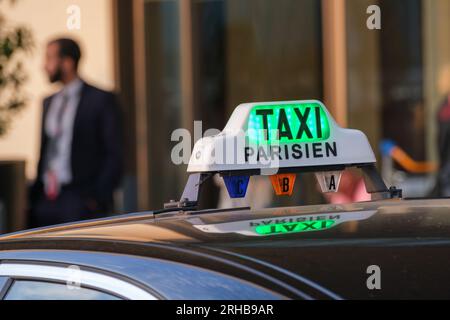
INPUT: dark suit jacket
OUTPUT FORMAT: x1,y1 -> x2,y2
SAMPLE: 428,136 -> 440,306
30,81 -> 124,210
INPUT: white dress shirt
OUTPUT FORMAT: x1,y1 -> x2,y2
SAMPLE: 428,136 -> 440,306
44,78 -> 84,185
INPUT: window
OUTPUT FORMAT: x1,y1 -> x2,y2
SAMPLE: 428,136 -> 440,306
4,280 -> 120,300
0,263 -> 157,300
144,0 -> 184,207
346,0 -> 427,160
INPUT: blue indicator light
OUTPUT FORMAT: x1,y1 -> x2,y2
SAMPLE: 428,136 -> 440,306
223,175 -> 250,198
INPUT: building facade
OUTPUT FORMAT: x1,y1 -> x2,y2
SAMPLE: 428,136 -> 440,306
1,0 -> 449,215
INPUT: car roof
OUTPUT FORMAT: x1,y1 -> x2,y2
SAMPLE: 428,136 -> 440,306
1,198 -> 450,246
2,198 -> 450,300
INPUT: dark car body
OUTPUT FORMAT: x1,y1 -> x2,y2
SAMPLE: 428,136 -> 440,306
1,198 -> 450,299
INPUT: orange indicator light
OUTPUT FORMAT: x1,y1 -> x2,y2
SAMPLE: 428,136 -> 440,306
270,173 -> 296,196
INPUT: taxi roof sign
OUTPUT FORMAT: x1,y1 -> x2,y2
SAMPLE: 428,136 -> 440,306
165,100 -> 400,210
187,100 -> 376,173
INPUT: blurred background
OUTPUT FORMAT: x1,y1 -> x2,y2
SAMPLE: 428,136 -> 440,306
0,0 -> 449,233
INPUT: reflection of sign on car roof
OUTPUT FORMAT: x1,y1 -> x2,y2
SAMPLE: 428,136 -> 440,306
188,210 -> 376,237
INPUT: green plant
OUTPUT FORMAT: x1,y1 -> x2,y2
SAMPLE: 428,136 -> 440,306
0,0 -> 33,136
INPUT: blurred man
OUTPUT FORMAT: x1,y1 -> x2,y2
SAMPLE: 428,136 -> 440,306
29,38 -> 123,227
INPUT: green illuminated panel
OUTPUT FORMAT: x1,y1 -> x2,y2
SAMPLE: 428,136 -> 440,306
254,220 -> 335,235
247,102 -> 330,144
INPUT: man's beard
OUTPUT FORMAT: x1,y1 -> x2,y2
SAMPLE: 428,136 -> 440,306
49,65 -> 63,83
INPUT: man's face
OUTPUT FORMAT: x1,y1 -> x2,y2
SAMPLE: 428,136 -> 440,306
44,43 -> 63,83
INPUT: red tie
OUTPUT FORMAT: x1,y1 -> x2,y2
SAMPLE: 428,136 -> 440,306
45,170 -> 59,201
